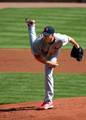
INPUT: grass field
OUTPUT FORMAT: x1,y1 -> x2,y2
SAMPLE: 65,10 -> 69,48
0,8 -> 86,104
0,8 -> 86,48
0,73 -> 86,104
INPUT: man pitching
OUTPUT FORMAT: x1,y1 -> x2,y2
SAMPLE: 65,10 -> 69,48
25,19 -> 80,110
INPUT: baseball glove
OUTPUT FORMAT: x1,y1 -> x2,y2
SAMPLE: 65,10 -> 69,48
70,46 -> 84,61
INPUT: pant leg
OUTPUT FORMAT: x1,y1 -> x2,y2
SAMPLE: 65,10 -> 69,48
44,65 -> 54,103
28,24 -> 37,53
44,51 -> 60,103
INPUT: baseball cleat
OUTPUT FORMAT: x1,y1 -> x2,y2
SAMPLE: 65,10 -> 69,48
25,18 -> 35,26
38,101 -> 54,110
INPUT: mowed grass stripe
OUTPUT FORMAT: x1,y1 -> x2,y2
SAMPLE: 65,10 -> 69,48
0,73 -> 86,104
0,8 -> 86,48
54,74 -> 86,98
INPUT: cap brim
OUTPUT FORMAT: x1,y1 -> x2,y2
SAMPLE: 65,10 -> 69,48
43,32 -> 51,36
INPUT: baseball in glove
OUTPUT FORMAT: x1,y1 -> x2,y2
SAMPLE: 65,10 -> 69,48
70,46 -> 84,61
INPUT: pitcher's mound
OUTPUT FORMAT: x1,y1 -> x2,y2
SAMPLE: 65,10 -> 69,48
0,97 -> 86,120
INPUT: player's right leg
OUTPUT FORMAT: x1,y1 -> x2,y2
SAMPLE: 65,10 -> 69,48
25,18 -> 37,53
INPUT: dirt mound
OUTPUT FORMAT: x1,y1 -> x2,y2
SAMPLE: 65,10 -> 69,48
0,97 -> 86,120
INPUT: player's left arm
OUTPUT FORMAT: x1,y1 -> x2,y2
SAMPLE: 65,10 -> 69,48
68,36 -> 80,48
69,36 -> 84,61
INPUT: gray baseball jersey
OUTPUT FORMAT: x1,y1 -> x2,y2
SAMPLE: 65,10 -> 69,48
32,33 -> 69,61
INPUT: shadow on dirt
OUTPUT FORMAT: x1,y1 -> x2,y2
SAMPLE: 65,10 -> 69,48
0,106 -> 38,112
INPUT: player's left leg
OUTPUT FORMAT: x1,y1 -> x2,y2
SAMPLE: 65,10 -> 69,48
44,65 -> 54,103
40,56 -> 58,109
38,65 -> 54,110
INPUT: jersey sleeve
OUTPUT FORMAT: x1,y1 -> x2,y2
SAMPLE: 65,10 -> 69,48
55,33 -> 70,46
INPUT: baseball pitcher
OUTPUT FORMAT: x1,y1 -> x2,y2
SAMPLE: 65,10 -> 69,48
25,19 -> 83,110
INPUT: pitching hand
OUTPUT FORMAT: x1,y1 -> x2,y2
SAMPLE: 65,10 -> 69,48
46,61 -> 59,68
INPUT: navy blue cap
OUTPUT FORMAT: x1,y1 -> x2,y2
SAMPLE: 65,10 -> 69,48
43,26 -> 55,36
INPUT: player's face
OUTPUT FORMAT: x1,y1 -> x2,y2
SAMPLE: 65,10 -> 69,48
43,34 -> 54,44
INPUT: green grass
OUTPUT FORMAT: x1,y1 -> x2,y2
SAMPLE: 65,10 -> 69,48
0,8 -> 86,48
0,73 -> 86,104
